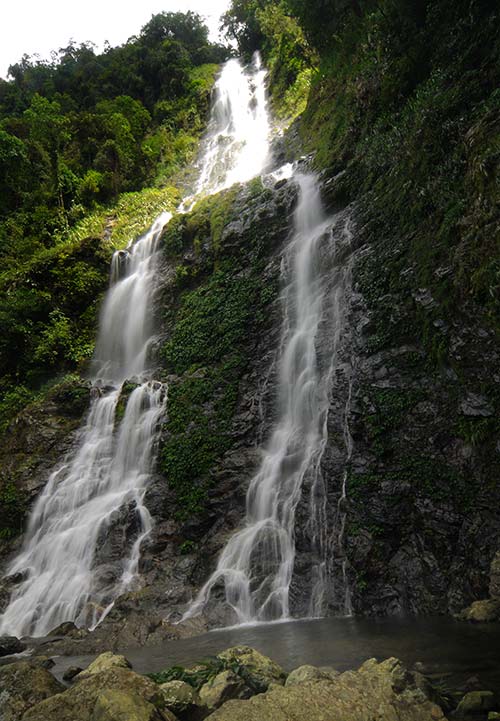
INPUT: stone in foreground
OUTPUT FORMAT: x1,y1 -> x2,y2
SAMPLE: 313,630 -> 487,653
159,679 -> 206,719
0,661 -> 64,721
22,667 -> 165,721
456,690 -> 496,718
92,689 -> 176,721
76,651 -> 132,679
208,657 -> 446,721
217,645 -> 286,691
285,664 -> 338,686
199,669 -> 252,709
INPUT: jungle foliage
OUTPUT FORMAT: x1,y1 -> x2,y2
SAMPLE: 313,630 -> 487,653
0,12 -> 227,430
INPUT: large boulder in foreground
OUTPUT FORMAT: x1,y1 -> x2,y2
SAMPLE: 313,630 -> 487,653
217,645 -> 286,692
92,688 -> 175,721
75,651 -> 132,679
208,657 -> 446,721
199,669 -> 252,710
0,661 -> 64,721
22,667 -> 173,721
159,679 -> 205,719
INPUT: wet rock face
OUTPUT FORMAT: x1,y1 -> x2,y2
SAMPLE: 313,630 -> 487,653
298,186 -> 500,618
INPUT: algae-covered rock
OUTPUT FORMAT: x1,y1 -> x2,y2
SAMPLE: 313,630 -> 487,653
217,646 -> 286,691
456,690 -> 496,718
76,651 -> 132,679
285,665 -> 336,686
92,688 -> 176,721
208,657 -> 446,721
0,661 -> 64,721
22,667 -> 163,721
199,669 -> 252,709
159,679 -> 205,719
457,599 -> 500,622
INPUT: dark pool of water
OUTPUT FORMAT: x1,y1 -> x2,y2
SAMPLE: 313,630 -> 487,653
49,617 -> 500,692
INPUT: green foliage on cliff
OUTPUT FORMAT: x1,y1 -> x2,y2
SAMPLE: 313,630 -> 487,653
295,0 -> 499,327
159,182 -> 285,519
0,13 -> 223,432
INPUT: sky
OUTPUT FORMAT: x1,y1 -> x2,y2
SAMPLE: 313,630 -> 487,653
0,0 -> 231,80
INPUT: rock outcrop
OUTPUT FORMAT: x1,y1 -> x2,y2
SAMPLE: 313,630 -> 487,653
0,648 -> 458,721
209,657 -> 446,721
0,660 -> 64,721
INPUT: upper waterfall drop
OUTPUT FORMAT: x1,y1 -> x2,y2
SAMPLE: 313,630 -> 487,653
194,53 -> 270,197
0,53 -> 273,638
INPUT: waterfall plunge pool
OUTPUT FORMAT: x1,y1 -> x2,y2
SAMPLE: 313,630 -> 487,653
46,616 -> 500,692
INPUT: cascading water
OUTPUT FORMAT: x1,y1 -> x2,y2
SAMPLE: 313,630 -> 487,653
184,174 -> 354,624
0,218 -> 170,637
194,54 -> 270,196
0,52 -> 272,638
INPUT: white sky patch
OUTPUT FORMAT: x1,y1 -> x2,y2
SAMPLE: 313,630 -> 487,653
0,0 -> 231,80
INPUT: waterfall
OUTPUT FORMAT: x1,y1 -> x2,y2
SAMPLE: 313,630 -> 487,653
0,52 -> 272,638
0,217 -> 170,638
184,174 -> 354,624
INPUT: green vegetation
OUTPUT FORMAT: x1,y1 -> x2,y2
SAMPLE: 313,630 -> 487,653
160,182 -> 284,519
347,457 -> 474,509
222,1 -> 314,122
295,0 -> 499,331
0,12 -> 225,434
0,482 -> 27,540
149,655 -> 269,694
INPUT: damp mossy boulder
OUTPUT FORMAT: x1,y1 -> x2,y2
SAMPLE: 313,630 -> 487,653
208,657 -> 447,721
92,688 -> 177,721
0,661 -> 64,721
159,679 -> 206,719
217,645 -> 286,692
22,667 -> 166,721
75,651 -> 132,679
199,669 -> 252,710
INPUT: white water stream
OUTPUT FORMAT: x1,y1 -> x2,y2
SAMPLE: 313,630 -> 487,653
184,175 -> 353,624
0,53 -> 272,638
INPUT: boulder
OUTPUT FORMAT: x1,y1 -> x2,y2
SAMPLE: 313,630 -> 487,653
457,599 -> 500,622
22,667 -> 164,721
0,660 -> 64,721
76,651 -> 132,679
456,691 -> 496,718
217,646 -> 286,692
489,552 -> 500,600
92,689 -> 176,721
62,666 -> 83,681
208,657 -> 446,721
159,679 -> 205,719
0,636 -> 25,657
285,665 -> 336,686
199,670 -> 252,710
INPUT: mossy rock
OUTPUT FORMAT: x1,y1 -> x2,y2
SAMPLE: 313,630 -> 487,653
0,661 -> 64,721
